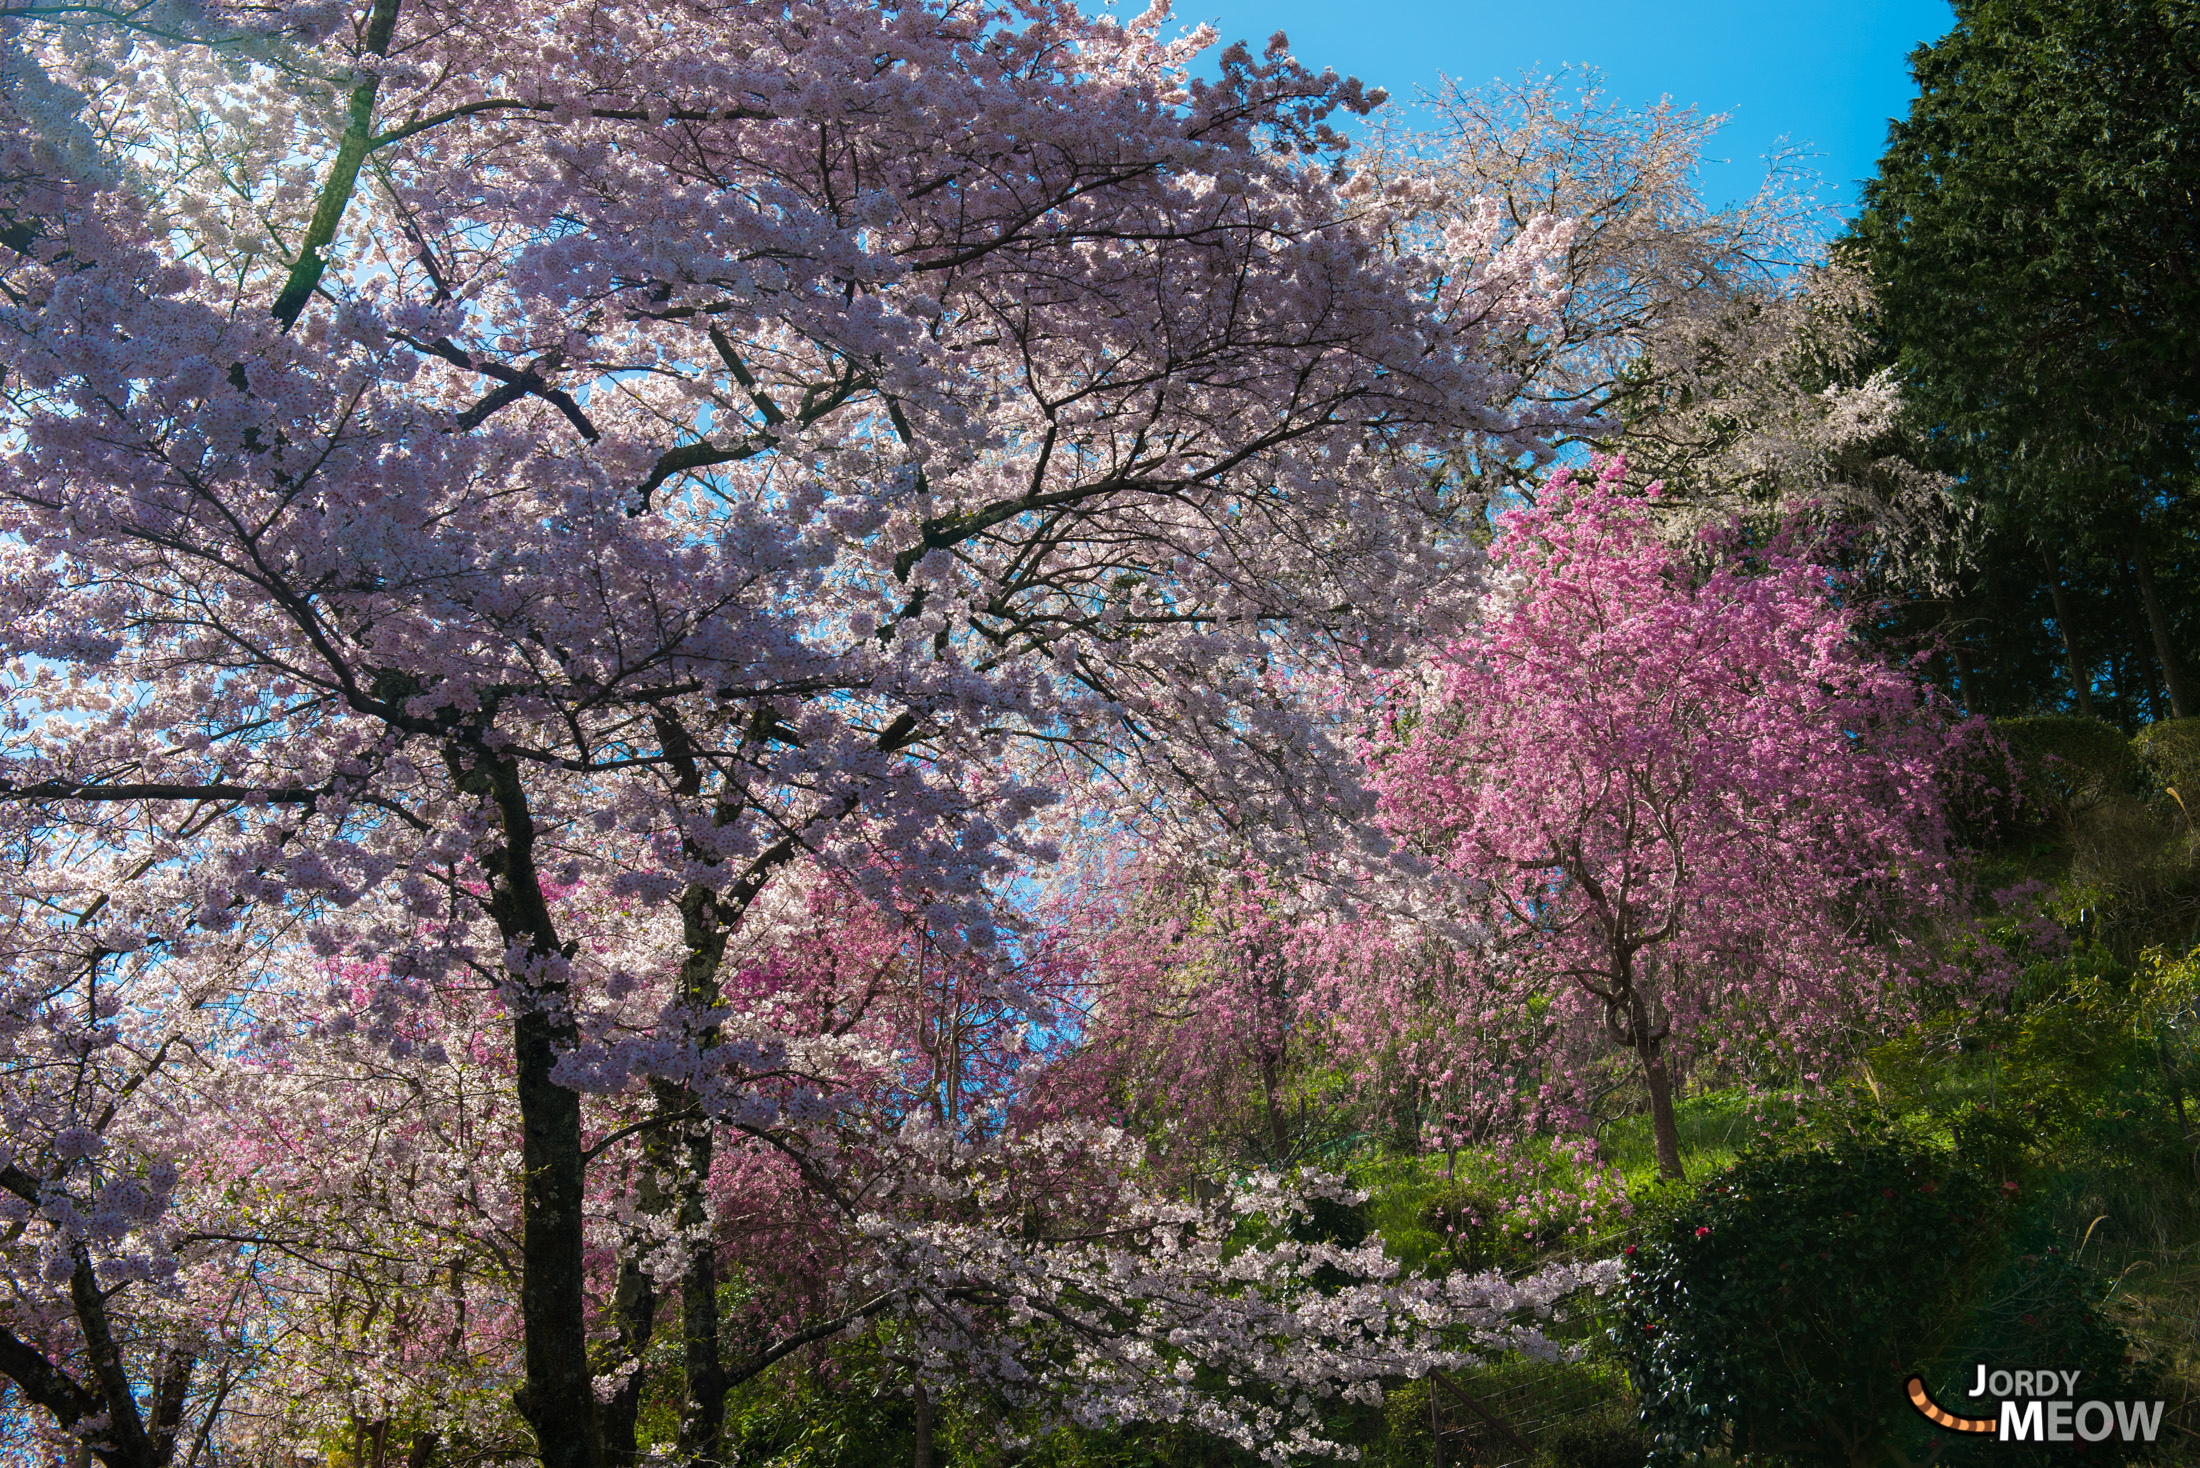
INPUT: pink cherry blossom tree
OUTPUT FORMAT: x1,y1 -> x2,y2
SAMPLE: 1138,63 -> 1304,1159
1367,458 -> 1964,1180
0,0 -> 1591,1455
67,861 -> 1616,1467
1034,845 -> 1632,1256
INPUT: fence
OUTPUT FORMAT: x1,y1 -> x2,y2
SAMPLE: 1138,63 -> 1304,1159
1423,1224 -> 1640,1467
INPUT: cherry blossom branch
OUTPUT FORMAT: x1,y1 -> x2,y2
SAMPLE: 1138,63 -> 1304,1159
270,0 -> 403,328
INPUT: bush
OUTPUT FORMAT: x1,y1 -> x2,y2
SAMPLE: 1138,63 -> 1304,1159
1417,1182 -> 1505,1272
1535,1416 -> 1650,1468
2133,717 -> 2200,829
1616,1135 -> 2158,1466
1978,715 -> 2141,837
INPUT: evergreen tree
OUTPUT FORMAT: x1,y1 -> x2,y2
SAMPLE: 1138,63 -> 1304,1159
1853,0 -> 2200,715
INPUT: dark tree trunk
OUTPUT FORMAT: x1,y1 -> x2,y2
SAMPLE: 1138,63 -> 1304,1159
2042,547 -> 2096,718
1953,645 -> 1980,716
148,1342 -> 194,1466
2164,1043 -> 2199,1184
2121,565 -> 2168,722
912,1384 -> 933,1468
465,754 -> 600,1468
674,1116 -> 724,1464
71,1248 -> 157,1466
600,1142 -> 666,1467
2131,538 -> 2190,718
1261,1051 -> 1290,1163
1596,953 -> 1684,1180
1391,1075 -> 1421,1153
512,1003 -> 598,1468
671,884 -> 730,1464
1640,1045 -> 1685,1182
600,1075 -> 727,1468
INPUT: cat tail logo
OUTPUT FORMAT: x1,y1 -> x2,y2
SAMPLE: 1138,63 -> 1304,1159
1906,1378 -> 1994,1434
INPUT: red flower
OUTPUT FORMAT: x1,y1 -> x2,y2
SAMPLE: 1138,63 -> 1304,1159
1694,1226 -> 1711,1238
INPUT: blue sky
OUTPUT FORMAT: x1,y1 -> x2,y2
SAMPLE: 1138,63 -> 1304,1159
1133,0 -> 1956,217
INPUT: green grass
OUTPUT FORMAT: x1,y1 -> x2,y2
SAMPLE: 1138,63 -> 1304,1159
1595,1087 -> 1758,1193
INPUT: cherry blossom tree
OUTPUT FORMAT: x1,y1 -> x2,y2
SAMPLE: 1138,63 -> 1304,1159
3,855 -> 1618,1466
1367,458 -> 1964,1181
0,0 -> 1594,1458
1375,68 -> 1826,463
1027,858 -> 1322,1178
1036,844 -> 1637,1256
1371,72 -> 1968,589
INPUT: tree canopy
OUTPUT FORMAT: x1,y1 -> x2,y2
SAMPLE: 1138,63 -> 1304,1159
1852,0 -> 2200,715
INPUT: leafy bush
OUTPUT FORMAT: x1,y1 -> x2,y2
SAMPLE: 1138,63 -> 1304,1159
1616,1135 -> 2158,1465
1982,715 -> 2141,836
1417,1182 -> 1506,1272
1534,1414 -> 1650,1468
2133,717 -> 2200,829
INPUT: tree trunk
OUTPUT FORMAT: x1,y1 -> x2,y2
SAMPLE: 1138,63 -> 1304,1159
675,1119 -> 724,1464
2131,538 -> 2190,718
2121,565 -> 2168,723
2042,548 -> 2096,718
600,1141 -> 667,1467
912,1384 -> 934,1468
148,1342 -> 195,1466
513,1002 -> 599,1468
1641,1046 -> 1685,1182
468,755 -> 600,1468
71,1247 -> 158,1466
1260,1051 -> 1290,1163
1953,645 -> 1979,716
1391,1075 -> 1421,1153
671,883 -> 730,1463
2164,1042 -> 2199,1184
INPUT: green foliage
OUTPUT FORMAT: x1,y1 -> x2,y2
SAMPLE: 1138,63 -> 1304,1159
1598,1087 -> 1756,1192
1534,1415 -> 1651,1468
1977,715 -> 2139,837
722,1359 -> 927,1468
2134,718 -> 2200,828
1854,0 -> 2200,516
1996,956 -> 2185,1159
1956,720 -> 2200,961
1618,1132 -> 2169,1466
1414,1181 -> 1508,1273
1854,0 -> 2200,727
1354,1139 -> 1631,1277
1618,1136 -> 2012,1463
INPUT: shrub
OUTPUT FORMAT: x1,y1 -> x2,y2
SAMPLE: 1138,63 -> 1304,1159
2133,717 -> 2200,830
1985,715 -> 2141,836
1535,1415 -> 1651,1468
1616,1135 -> 2158,1465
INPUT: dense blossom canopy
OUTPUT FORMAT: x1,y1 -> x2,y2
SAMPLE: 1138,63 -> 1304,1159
1366,460 -> 1964,1177
0,0 -> 1617,1461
